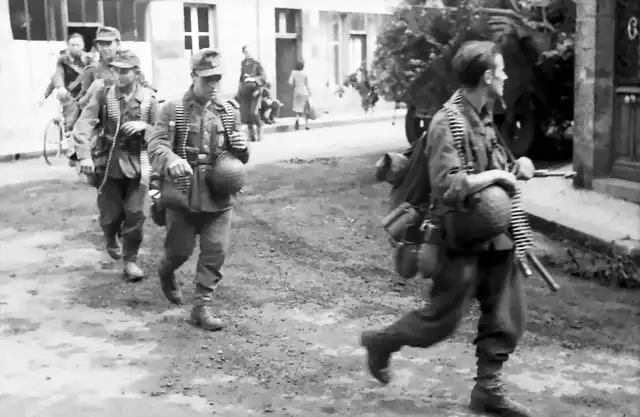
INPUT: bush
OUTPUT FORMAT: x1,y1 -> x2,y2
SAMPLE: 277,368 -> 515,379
372,0 -> 492,115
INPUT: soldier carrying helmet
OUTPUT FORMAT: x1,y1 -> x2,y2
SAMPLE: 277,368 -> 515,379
147,48 -> 249,332
362,41 -> 538,417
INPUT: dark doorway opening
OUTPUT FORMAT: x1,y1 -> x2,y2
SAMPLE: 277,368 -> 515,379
67,25 -> 100,52
275,38 -> 298,118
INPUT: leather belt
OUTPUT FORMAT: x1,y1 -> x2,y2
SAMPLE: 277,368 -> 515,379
187,153 -> 214,166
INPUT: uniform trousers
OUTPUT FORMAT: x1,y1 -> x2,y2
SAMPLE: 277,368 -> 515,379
375,249 -> 526,377
162,208 -> 232,291
97,175 -> 147,261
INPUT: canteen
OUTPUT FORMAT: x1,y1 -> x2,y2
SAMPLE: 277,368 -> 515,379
208,151 -> 247,196
395,244 -> 420,279
451,184 -> 512,244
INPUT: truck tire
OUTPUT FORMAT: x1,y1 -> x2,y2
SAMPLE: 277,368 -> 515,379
405,105 -> 430,145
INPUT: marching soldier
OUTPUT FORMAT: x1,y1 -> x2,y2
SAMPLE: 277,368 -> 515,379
76,26 -> 154,111
147,48 -> 249,331
73,49 -> 158,281
360,41 -> 536,417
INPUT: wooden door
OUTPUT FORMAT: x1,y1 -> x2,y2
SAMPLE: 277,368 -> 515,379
275,38 -> 298,118
613,0 -> 640,181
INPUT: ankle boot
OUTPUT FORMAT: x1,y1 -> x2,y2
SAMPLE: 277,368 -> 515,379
105,233 -> 122,260
469,373 -> 533,417
158,259 -> 183,305
122,239 -> 145,282
190,286 -> 224,331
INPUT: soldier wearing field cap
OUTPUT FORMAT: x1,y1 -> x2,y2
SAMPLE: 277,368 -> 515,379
74,49 -> 158,281
76,26 -> 154,110
147,48 -> 249,331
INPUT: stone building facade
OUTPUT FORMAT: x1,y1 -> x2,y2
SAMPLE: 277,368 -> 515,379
574,0 -> 640,203
0,0 -> 395,157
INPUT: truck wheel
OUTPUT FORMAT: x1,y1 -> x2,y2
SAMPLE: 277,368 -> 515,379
500,110 -> 536,158
405,105 -> 429,145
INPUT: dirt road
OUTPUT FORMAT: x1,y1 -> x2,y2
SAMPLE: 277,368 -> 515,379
0,128 -> 638,416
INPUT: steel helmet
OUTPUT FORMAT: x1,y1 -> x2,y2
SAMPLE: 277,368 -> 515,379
452,185 -> 512,245
208,152 -> 247,195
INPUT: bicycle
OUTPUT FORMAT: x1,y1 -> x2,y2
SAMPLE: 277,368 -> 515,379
42,93 -> 73,166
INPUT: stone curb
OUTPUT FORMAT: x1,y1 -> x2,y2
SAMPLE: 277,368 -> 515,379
0,112 -> 403,164
527,211 -> 640,264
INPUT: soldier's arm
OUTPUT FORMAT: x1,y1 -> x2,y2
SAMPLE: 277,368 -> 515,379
77,79 -> 104,109
255,61 -> 267,86
52,58 -> 66,89
427,113 -> 504,206
231,107 -> 249,164
147,101 -> 181,174
78,67 -> 96,99
72,86 -> 103,161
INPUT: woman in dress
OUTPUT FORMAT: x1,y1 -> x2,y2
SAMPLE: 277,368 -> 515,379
288,60 -> 311,130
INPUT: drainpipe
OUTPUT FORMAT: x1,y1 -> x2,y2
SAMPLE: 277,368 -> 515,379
255,0 -> 261,61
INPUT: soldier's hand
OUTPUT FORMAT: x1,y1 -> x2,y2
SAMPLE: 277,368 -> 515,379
513,157 -> 535,181
79,158 -> 95,175
495,170 -> 518,196
121,121 -> 147,136
229,131 -> 248,151
168,159 -> 193,177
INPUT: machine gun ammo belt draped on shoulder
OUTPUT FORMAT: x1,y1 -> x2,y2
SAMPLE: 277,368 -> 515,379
378,92 -> 561,292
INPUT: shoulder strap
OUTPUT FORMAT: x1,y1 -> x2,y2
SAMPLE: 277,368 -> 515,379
140,89 -> 155,124
443,98 -> 475,174
173,100 -> 189,159
105,86 -> 121,130
220,99 -> 239,138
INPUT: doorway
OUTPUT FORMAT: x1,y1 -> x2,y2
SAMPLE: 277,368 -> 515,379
275,38 -> 298,118
67,25 -> 99,52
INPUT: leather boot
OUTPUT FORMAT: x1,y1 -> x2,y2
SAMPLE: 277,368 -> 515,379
158,260 -> 184,305
360,330 -> 393,385
105,233 -> 122,260
122,239 -> 145,282
190,286 -> 224,331
123,262 -> 145,282
469,373 -> 533,417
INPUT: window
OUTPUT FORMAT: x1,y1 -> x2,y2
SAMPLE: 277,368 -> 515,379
275,8 -> 298,35
349,13 -> 368,72
331,18 -> 342,85
184,4 -> 217,55
9,0 -> 53,40
104,0 -> 148,41
349,34 -> 367,73
8,0 -> 147,41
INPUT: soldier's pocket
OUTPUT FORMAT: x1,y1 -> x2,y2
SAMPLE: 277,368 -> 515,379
161,175 -> 192,211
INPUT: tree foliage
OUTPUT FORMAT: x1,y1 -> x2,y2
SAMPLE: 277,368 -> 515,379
372,0 -> 493,115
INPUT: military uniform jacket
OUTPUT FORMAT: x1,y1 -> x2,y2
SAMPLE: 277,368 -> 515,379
147,87 -> 250,213
77,60 -> 154,109
73,83 -> 158,178
50,50 -> 94,98
426,92 -> 513,251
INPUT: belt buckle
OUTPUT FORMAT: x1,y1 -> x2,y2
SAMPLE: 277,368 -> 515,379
197,154 -> 209,163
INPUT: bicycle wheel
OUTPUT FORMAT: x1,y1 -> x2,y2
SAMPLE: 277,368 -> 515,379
43,118 -> 64,166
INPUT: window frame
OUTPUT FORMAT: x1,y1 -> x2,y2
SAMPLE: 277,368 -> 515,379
9,0 -> 148,42
183,4 -> 217,56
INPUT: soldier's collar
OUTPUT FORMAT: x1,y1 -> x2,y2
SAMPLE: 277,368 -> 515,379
114,83 -> 143,102
184,86 -> 225,109
458,92 -> 493,127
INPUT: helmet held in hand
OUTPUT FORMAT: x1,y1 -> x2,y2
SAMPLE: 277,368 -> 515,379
452,185 -> 512,245
208,151 -> 247,195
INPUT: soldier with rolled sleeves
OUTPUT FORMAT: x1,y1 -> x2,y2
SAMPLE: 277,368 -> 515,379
147,48 -> 249,331
74,49 -> 158,281
360,41 -> 536,417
